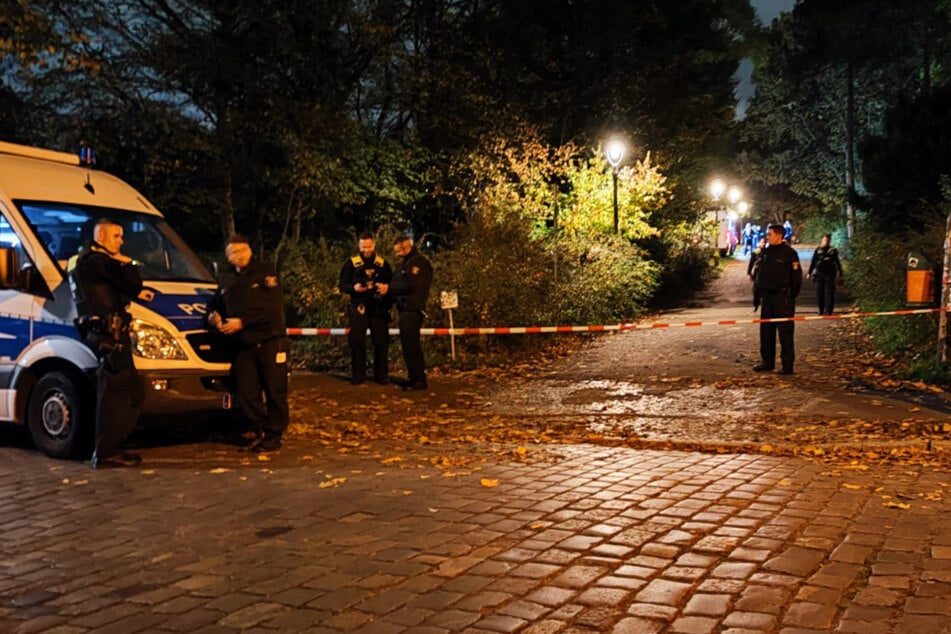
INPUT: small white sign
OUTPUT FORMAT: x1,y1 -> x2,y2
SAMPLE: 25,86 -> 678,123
440,290 -> 458,310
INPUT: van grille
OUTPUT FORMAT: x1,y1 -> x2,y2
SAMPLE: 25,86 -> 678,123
185,332 -> 233,364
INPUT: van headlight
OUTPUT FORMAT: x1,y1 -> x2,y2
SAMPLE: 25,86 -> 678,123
130,320 -> 188,360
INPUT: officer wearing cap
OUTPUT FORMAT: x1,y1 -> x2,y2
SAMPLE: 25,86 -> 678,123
753,224 -> 802,375
339,233 -> 393,385
69,218 -> 155,468
390,235 -> 433,391
207,234 -> 289,452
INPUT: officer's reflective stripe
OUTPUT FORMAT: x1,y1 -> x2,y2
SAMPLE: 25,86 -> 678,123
286,307 -> 951,336
350,255 -> 362,267
374,255 -> 384,266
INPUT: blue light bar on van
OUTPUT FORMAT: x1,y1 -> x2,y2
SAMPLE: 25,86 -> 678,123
79,144 -> 96,166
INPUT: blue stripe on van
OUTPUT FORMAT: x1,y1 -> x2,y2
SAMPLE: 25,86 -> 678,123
137,291 -> 214,332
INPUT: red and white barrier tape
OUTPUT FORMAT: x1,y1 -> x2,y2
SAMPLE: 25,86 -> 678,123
286,306 -> 949,336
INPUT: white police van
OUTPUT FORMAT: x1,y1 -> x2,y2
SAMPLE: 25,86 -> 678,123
0,141 -> 232,458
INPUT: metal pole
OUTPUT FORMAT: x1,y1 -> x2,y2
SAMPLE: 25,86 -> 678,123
448,308 -> 456,361
552,196 -> 559,285
940,207 -> 951,363
612,171 -> 619,234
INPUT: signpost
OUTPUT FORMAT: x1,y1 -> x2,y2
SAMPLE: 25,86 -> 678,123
440,290 -> 459,360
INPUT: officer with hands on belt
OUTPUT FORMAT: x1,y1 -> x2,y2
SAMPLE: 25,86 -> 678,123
206,234 -> 289,452
807,233 -> 844,315
753,224 -> 802,375
390,235 -> 433,391
339,233 -> 393,385
69,218 -> 155,468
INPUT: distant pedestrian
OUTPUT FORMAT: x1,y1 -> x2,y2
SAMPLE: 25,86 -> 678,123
808,234 -> 844,315
753,224 -> 802,375
390,235 -> 433,391
207,234 -> 289,452
783,219 -> 794,242
339,233 -> 393,385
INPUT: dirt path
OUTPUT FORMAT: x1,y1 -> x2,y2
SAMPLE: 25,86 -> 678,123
278,248 -> 951,467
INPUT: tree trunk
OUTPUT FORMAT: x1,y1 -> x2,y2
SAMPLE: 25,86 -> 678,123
845,60 -> 856,238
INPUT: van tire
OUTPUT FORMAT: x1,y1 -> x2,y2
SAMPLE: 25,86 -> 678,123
28,372 -> 86,458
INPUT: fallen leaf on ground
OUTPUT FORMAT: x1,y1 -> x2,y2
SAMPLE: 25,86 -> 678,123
480,478 -> 500,487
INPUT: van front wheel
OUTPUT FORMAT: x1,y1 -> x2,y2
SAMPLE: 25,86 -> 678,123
28,372 -> 86,458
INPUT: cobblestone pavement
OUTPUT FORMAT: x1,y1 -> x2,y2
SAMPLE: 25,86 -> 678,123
1,436 -> 950,633
2,253 -> 951,633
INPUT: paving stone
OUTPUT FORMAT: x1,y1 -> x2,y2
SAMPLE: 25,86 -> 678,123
783,602 -> 839,629
634,579 -> 692,606
722,611 -> 778,630
764,547 -> 827,576
684,593 -> 731,616
735,584 -> 789,614
611,616 -> 664,633
670,615 -> 718,634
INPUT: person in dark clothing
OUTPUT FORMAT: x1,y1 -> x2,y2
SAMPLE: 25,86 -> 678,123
338,234 -> 393,385
747,237 -> 767,311
390,235 -> 433,391
807,234 -> 844,316
753,224 -> 802,375
207,234 -> 289,452
69,219 -> 154,468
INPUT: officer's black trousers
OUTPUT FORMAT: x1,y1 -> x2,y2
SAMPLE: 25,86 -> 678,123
93,343 -> 144,461
816,275 -> 836,315
348,307 -> 389,381
232,337 -> 289,436
759,292 -> 795,371
398,310 -> 426,384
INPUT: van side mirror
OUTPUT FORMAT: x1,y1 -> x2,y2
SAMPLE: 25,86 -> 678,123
0,247 -> 19,289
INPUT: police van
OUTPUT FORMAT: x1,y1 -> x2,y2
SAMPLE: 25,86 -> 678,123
0,141 -> 232,458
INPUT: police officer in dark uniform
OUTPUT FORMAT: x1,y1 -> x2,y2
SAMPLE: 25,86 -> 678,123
69,219 -> 155,468
747,237 -> 767,311
753,224 -> 802,375
807,234 -> 844,315
207,234 -> 289,452
390,235 -> 433,391
339,233 -> 393,385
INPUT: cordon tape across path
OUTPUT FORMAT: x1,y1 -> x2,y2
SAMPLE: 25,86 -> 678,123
285,306 -> 950,336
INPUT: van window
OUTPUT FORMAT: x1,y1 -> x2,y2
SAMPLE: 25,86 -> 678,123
17,202 -> 214,283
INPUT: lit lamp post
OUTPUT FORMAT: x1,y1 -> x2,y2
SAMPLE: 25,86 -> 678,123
605,140 -> 625,234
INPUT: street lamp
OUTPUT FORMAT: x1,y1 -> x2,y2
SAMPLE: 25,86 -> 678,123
605,140 -> 625,234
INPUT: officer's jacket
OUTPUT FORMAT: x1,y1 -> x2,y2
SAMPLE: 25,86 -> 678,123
754,242 -> 802,297
809,246 -> 843,277
69,242 -> 143,322
338,253 -> 393,307
390,247 -> 433,312
209,258 -> 286,346
747,247 -> 764,277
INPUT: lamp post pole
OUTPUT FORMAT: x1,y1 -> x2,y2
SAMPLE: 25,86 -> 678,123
605,140 -> 625,235
612,170 -> 619,234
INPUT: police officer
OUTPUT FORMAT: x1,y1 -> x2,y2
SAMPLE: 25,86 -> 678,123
69,219 -> 154,468
339,233 -> 393,385
747,237 -> 768,311
807,234 -> 844,315
207,234 -> 289,452
753,224 -> 802,375
390,235 -> 433,391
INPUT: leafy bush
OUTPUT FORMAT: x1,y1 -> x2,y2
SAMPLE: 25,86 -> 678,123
847,220 -> 949,381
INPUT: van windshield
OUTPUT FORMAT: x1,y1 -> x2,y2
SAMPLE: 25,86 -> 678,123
17,201 -> 215,283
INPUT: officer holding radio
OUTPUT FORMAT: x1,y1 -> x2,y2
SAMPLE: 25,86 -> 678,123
206,234 -> 289,452
69,218 -> 154,468
339,233 -> 393,385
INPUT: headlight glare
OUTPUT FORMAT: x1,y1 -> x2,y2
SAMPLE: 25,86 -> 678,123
130,320 -> 188,360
